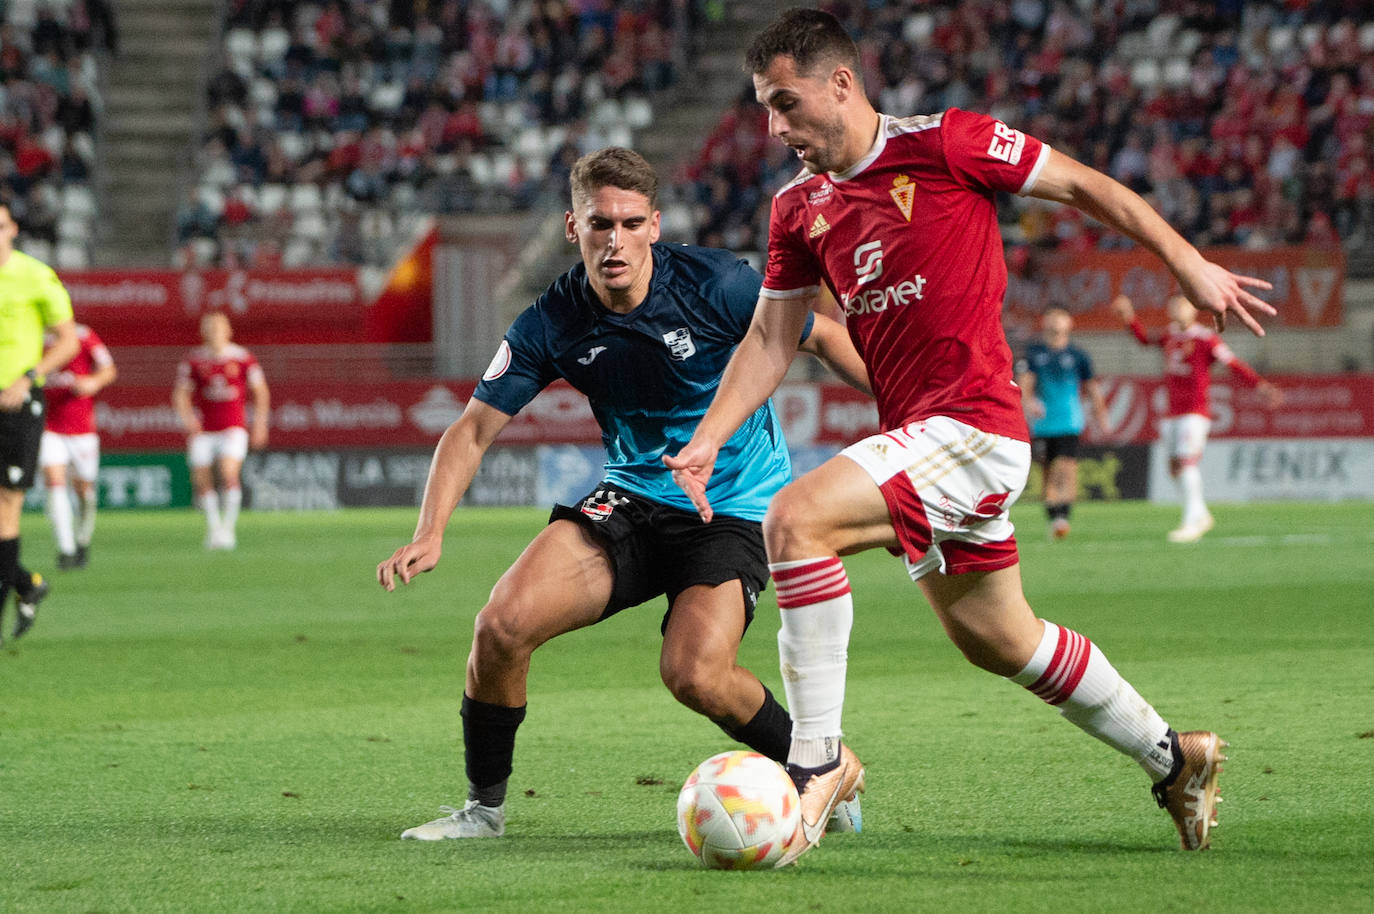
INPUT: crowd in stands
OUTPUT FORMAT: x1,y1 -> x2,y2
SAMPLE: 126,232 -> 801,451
678,0 -> 1374,260
183,0 -> 696,268
2,0 -> 114,269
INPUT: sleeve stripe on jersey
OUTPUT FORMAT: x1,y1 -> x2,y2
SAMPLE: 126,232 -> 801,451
760,285 -> 820,300
1018,142 -> 1053,196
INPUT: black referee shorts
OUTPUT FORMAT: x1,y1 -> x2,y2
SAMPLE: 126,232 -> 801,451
549,484 -> 769,632
0,384 -> 45,491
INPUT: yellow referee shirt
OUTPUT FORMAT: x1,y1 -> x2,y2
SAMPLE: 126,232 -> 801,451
0,250 -> 73,388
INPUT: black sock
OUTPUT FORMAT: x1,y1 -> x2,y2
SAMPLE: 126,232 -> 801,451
716,685 -> 792,764
461,694 -> 526,807
0,537 -> 29,592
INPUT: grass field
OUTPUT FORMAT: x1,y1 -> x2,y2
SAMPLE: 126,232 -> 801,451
2,501 -> 1372,913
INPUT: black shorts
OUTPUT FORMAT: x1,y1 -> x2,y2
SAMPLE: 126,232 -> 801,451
0,384 -> 45,491
549,484 -> 769,632
1032,434 -> 1080,466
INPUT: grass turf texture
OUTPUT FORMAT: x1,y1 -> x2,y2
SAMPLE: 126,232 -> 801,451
2,502 -> 1372,913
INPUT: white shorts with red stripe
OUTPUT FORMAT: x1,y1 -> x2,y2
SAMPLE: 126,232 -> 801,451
839,415 -> 1031,580
39,431 -> 100,481
188,427 -> 249,467
1159,413 -> 1210,466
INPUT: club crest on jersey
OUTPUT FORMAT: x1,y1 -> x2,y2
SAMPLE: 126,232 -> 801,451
889,175 -> 915,222
662,328 -> 696,360
580,488 -> 630,522
809,213 -> 831,238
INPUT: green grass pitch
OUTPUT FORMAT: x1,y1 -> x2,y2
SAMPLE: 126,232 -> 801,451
2,501 -> 1372,913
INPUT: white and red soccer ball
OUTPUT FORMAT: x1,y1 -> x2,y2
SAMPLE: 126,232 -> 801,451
676,750 -> 800,869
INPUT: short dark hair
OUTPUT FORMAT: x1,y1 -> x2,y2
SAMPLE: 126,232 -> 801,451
569,147 -> 658,209
745,8 -> 861,81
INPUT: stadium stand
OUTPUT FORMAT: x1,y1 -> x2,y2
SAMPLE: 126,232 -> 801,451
679,0 -> 1374,260
186,0 -> 692,270
0,0 -> 110,269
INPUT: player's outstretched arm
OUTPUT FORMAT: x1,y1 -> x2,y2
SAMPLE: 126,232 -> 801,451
377,397 -> 512,591
1030,150 -> 1275,336
665,293 -> 815,522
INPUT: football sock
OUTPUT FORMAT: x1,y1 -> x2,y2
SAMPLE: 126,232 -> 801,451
461,694 -> 527,806
1011,620 -> 1175,781
46,483 -> 77,555
222,486 -> 242,535
0,537 -> 18,589
198,491 -> 222,536
771,557 -> 853,770
717,685 -> 791,764
1178,465 -> 1206,527
77,486 -> 98,547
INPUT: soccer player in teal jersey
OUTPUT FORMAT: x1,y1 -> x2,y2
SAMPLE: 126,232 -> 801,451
0,202 -> 79,642
1016,308 -> 1108,539
377,148 -> 870,841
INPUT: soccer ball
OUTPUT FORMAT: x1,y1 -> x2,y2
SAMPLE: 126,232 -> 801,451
676,750 -> 800,870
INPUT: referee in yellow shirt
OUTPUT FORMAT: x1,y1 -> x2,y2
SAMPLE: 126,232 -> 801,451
0,202 -> 78,642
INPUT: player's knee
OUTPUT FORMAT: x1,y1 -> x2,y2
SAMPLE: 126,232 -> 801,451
762,488 -> 823,558
661,654 -> 727,717
471,602 -> 534,667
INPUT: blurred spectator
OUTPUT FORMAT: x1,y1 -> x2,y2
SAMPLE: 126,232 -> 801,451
678,0 -> 1374,257
191,0 -> 696,267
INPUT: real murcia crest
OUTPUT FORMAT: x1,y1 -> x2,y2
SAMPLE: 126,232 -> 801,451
809,213 -> 831,238
889,174 -> 915,222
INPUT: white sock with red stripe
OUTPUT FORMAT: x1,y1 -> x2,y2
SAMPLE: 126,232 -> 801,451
771,557 -> 853,770
1011,620 -> 1175,780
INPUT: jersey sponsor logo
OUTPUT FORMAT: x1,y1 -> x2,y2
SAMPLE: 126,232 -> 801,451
853,240 -> 884,286
889,175 -> 915,221
483,340 -> 512,380
662,328 -> 696,360
807,182 -> 834,205
809,213 -> 831,238
987,121 -> 1026,165
577,345 -> 607,365
840,272 -> 928,317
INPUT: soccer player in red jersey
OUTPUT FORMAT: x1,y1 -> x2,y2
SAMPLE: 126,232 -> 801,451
1112,293 -> 1281,543
172,312 -> 270,550
667,9 -> 1276,859
40,323 -> 117,568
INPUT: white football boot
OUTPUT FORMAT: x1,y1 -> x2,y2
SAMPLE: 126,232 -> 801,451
401,800 -> 505,840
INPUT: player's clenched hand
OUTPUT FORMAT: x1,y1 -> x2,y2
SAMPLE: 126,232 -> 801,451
663,440 -> 719,523
377,538 -> 442,591
1178,260 -> 1275,336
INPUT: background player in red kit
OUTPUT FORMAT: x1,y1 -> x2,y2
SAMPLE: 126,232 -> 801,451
667,8 -> 1277,862
1112,293 -> 1282,543
172,312 -> 270,550
40,323 -> 117,568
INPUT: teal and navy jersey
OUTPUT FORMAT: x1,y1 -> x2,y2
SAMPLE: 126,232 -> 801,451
1019,341 -> 1094,437
474,243 -> 814,522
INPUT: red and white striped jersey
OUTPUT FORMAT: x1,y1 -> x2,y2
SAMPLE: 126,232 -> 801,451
762,108 -> 1051,441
